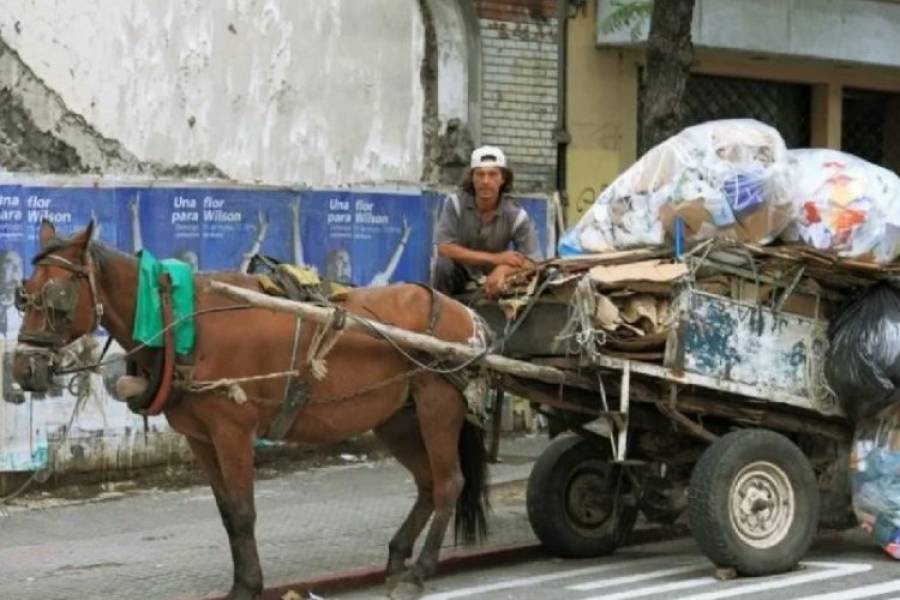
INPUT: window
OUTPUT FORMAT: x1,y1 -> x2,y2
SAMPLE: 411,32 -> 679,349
638,72 -> 812,154
842,88 -> 900,174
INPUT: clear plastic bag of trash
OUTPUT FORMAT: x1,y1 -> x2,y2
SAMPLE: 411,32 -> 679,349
826,283 -> 900,423
850,404 -> 900,560
559,119 -> 793,256
783,149 -> 900,263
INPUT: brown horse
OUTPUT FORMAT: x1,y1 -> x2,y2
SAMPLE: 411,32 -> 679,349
12,220 -> 490,600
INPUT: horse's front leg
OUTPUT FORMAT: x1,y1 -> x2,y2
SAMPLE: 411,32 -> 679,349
375,408 -> 436,586
187,435 -> 263,600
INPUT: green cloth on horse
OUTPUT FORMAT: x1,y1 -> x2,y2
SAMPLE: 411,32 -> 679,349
132,250 -> 195,356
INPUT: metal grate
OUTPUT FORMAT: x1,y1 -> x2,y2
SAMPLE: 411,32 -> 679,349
638,72 -> 812,154
842,88 -> 900,174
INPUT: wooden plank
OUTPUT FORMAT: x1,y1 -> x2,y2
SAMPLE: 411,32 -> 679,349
588,350 -> 845,418
674,394 -> 850,441
208,280 -> 599,391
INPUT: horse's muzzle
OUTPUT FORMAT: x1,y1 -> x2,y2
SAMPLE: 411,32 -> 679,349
11,349 -> 57,393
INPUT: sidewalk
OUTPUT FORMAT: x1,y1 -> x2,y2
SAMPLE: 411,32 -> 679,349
0,434 -> 551,600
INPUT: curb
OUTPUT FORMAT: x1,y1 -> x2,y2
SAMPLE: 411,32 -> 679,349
229,521 -> 689,599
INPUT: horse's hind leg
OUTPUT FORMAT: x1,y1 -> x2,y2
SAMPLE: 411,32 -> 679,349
374,404 -> 435,584
390,376 -> 468,598
187,432 -> 263,600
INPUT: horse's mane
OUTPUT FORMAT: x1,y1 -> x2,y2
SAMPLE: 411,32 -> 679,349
32,232 -> 259,285
32,235 -> 136,268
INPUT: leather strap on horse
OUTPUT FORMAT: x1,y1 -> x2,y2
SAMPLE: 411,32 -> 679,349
145,273 -> 177,416
411,282 -> 443,336
266,315 -> 309,439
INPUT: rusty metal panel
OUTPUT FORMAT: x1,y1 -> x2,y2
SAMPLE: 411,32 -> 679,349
669,289 -> 838,415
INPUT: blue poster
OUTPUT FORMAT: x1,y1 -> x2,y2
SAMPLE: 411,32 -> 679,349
512,195 -> 554,261
0,184 -> 119,279
0,185 -> 119,344
118,187 -> 300,272
300,189 -> 437,287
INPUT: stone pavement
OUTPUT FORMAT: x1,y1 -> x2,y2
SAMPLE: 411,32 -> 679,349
0,434 -> 551,600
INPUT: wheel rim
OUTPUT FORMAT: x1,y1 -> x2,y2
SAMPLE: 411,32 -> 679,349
565,464 -> 615,533
728,460 -> 795,549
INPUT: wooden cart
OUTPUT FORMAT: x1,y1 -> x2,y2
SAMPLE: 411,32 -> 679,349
213,269 -> 855,577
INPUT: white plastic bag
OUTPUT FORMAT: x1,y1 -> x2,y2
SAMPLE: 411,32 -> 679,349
559,119 -> 793,256
785,149 -> 900,263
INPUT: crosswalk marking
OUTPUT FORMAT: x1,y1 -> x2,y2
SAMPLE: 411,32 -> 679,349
420,558 -> 875,600
567,564 -> 705,592
673,561 -> 873,600
792,579 -> 900,600
420,555 -> 677,600
586,575 -> 714,599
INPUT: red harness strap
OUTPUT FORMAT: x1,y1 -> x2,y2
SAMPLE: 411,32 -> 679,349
146,273 -> 177,416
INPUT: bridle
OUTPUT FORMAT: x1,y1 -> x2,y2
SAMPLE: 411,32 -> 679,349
15,243 -> 104,351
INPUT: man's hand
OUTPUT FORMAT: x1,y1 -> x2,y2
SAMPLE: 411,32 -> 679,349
484,264 -> 514,297
494,250 -> 529,269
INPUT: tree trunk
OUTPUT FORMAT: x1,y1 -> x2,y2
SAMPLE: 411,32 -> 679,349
641,0 -> 697,151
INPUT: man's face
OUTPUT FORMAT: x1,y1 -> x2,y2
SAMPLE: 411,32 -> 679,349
1,253 -> 22,289
472,167 -> 504,202
329,250 -> 351,282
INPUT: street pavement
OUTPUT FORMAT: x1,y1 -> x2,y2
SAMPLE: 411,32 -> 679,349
0,434 -> 550,600
2,432 -> 894,600
338,533 -> 900,600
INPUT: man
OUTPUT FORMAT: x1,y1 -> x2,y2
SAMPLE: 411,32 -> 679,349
432,145 -> 541,297
0,250 -> 23,340
1,249 -> 25,404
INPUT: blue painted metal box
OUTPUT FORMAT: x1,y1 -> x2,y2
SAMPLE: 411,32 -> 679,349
665,288 -> 840,416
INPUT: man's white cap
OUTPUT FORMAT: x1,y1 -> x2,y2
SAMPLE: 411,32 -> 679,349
470,145 -> 507,170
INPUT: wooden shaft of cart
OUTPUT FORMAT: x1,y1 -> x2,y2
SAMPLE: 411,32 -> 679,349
209,280 -> 597,391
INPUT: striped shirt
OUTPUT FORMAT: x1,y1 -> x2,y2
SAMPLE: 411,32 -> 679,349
434,190 -> 541,276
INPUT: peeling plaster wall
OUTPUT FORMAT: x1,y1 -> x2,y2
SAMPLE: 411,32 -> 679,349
429,0 -> 471,128
0,1 -> 426,186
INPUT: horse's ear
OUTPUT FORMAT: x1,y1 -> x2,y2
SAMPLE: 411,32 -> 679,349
38,219 -> 56,248
71,220 -> 95,250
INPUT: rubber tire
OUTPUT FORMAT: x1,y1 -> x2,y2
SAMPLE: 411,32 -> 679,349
688,429 -> 820,576
526,435 -> 638,558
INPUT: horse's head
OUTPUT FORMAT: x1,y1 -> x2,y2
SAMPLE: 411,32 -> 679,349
12,220 -> 104,392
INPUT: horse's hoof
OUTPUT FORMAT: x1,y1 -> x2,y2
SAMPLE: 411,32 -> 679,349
385,573 -> 404,593
388,580 -> 424,600
226,586 -> 262,600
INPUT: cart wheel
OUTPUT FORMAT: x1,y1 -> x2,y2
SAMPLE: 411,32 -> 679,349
688,429 -> 819,576
527,435 -> 637,558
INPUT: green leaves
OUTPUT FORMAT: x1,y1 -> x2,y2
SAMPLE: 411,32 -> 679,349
601,0 -> 654,40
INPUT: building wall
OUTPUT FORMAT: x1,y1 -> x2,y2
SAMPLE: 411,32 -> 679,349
564,1 -> 636,222
475,0 -> 560,192
0,0 -> 427,186
564,0 -> 900,225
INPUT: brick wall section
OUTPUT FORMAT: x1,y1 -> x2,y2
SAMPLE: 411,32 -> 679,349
476,0 -> 560,192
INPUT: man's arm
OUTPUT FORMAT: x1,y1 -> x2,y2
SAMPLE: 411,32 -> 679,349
437,242 -> 499,267
239,210 -> 269,273
369,218 -> 411,286
129,194 -> 143,253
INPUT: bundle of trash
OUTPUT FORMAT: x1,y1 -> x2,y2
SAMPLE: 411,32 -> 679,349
821,280 -> 900,560
560,119 -> 793,255
850,404 -> 900,560
561,119 -> 900,264
785,149 -> 900,263
826,283 -> 900,423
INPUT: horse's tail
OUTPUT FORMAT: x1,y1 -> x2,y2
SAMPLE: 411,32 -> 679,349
454,419 -> 490,544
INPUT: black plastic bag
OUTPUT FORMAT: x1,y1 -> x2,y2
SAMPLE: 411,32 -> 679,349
827,283 -> 900,422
